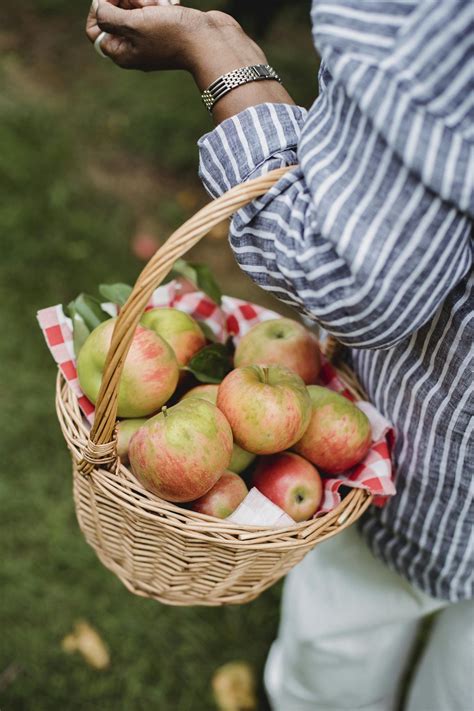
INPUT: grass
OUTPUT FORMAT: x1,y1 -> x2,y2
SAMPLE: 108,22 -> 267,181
0,1 -> 318,708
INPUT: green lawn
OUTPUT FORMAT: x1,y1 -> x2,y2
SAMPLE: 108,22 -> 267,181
0,1 -> 318,708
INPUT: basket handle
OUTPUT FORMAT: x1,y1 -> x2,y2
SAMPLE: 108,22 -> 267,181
79,166 -> 302,471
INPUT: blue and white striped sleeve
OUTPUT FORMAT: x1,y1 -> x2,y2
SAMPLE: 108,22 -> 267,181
198,0 -> 473,350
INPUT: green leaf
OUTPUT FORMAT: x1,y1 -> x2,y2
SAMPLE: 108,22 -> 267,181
184,343 -> 233,384
70,310 -> 91,357
65,293 -> 110,358
190,263 -> 222,305
165,258 -> 222,305
65,293 -> 110,332
167,258 -> 197,284
99,282 -> 133,306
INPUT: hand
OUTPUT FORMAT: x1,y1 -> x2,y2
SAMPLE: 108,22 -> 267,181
86,1 -> 165,44
86,1 -> 294,123
86,1 -> 266,79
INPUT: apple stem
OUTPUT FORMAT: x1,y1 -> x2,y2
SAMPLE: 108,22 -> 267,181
262,366 -> 269,385
161,406 -> 168,418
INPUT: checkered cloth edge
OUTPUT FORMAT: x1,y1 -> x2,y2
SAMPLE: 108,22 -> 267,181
37,280 -> 396,519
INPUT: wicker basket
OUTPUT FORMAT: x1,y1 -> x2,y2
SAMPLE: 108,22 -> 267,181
56,167 -> 373,606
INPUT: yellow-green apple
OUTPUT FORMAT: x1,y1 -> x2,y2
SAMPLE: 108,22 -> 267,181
217,365 -> 311,455
181,384 -> 219,404
141,307 -> 206,366
293,386 -> 372,473
190,470 -> 248,518
77,318 -> 179,417
116,418 -> 147,465
229,445 -> 255,475
234,318 -> 321,384
128,398 -> 233,502
182,384 -> 256,473
253,452 -> 322,521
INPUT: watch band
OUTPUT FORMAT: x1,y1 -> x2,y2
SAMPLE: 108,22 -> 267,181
201,64 -> 282,112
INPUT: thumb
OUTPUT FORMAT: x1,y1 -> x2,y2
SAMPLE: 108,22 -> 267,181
96,1 -> 138,36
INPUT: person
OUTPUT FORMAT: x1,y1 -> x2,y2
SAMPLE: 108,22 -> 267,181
86,1 -> 473,709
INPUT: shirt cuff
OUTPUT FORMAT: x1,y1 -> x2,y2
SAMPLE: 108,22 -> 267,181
198,103 -> 307,198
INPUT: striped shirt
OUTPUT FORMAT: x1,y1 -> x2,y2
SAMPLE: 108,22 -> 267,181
198,0 -> 474,602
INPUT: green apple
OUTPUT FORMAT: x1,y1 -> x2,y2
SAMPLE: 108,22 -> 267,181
116,418 -> 147,465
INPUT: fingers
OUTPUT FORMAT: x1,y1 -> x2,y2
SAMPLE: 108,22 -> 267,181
132,1 -> 180,5
95,1 -> 138,36
97,32 -> 136,68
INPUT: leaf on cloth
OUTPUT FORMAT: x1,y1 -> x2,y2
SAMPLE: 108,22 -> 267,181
65,293 -> 109,330
191,263 -> 222,305
65,293 -> 110,356
185,343 -> 233,383
70,311 -> 92,357
99,282 -> 133,306
212,661 -> 257,711
167,258 -> 197,285
61,620 -> 110,670
167,258 -> 222,305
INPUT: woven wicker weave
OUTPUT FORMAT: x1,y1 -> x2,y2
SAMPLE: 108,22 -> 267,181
56,167 -> 373,606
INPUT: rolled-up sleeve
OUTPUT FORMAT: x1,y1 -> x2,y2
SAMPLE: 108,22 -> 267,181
198,2 -> 473,350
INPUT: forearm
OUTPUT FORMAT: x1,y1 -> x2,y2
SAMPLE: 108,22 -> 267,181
204,81 -> 294,127
187,20 -> 294,124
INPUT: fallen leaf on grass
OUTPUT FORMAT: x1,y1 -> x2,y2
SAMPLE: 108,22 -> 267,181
0,663 -> 22,692
61,620 -> 110,670
212,661 -> 257,711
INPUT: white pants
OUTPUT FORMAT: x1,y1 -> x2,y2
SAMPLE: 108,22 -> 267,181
264,528 -> 474,711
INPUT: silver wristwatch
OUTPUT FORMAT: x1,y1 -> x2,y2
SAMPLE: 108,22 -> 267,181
201,64 -> 282,112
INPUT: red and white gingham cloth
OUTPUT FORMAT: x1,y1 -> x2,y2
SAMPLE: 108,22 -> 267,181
37,281 -> 396,523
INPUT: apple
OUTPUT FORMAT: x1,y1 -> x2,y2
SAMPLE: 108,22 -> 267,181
217,365 -> 311,455
116,418 -> 147,465
190,471 -> 248,518
234,318 -> 321,384
253,452 -> 322,522
182,384 -> 256,473
141,307 -> 206,367
293,386 -> 372,473
77,318 -> 179,417
181,384 -> 218,404
229,445 -> 255,476
128,398 -> 233,502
